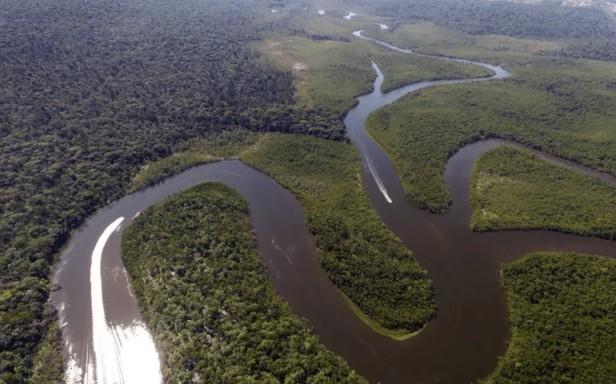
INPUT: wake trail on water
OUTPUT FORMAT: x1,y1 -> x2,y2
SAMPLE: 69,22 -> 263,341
365,155 -> 393,203
345,26 -> 511,207
86,217 -> 162,384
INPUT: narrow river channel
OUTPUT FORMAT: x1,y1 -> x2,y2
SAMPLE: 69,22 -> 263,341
52,30 -> 616,384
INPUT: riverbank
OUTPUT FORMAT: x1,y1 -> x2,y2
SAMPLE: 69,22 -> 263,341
48,21 -> 616,384
242,134 -> 435,335
123,182 -> 364,382
483,252 -> 616,383
471,145 -> 616,239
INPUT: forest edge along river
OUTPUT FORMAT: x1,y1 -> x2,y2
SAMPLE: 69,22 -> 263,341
51,29 -> 616,384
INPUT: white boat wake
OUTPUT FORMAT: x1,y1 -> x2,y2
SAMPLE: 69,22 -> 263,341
81,217 -> 162,384
365,156 -> 393,204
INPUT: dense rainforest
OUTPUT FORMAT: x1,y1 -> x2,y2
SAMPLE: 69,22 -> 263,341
3,0 -> 616,382
482,252 -> 616,383
0,0 -> 341,382
123,183 -> 364,383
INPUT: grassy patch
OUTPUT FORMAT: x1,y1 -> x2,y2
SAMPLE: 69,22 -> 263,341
471,146 -> 616,239
362,22 -> 562,68
301,14 -> 369,39
259,33 -> 490,113
481,252 -> 616,383
259,37 -> 376,113
339,291 -> 421,342
366,58 -> 616,212
242,133 -> 434,335
123,182 -> 364,383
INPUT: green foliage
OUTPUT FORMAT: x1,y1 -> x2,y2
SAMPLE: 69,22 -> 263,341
260,37 -> 376,113
0,0 -> 340,380
123,182 -> 364,383
471,146 -> 616,239
0,278 -> 51,384
362,1 -> 616,63
372,0 -> 616,40
482,252 -> 616,383
366,58 -> 616,212
188,130 -> 262,159
242,134 -> 434,334
129,130 -> 262,191
129,152 -> 219,192
28,321 -> 63,384
361,22 -> 562,68
3,0 -> 615,380
377,47 -> 492,93
261,34 -> 489,114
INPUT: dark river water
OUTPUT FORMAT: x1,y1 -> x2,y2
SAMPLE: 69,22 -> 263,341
52,31 -> 616,384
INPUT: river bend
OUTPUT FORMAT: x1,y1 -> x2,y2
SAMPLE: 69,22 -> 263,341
51,30 -> 616,384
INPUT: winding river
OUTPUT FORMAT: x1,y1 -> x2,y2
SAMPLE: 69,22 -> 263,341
52,29 -> 616,384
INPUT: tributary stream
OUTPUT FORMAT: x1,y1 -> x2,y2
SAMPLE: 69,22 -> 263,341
52,30 -> 616,384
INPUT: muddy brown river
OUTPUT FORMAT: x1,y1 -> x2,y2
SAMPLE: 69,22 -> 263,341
52,31 -> 616,384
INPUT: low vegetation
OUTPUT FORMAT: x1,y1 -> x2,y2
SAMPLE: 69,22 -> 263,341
242,134 -> 434,336
361,22 -> 562,68
366,57 -> 616,212
299,12 -> 368,40
558,38 -> 616,62
471,146 -> 616,239
482,252 -> 616,383
369,0 -> 616,62
372,0 -> 616,40
259,37 -> 375,113
260,32 -> 490,114
123,182 -> 364,383
362,12 -> 616,67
